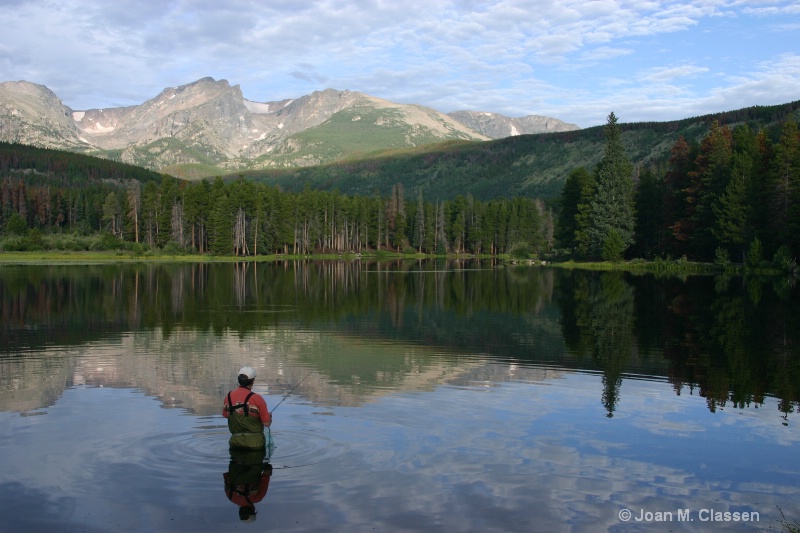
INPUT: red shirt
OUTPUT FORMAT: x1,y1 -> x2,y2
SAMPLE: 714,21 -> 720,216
222,386 -> 272,427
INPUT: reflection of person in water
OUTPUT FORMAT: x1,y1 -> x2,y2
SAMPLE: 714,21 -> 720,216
224,448 -> 273,522
222,366 -> 275,521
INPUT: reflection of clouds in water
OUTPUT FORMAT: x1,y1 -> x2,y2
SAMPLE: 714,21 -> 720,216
619,378 -> 800,447
307,377 -> 797,532
2,370 -> 798,532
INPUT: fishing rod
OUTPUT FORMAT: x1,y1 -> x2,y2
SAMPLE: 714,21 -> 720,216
270,370 -> 313,413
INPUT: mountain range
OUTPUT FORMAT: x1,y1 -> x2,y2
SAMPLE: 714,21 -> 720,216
0,77 -> 578,177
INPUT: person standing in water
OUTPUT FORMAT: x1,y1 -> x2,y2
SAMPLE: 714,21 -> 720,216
222,366 -> 272,450
222,366 -> 274,522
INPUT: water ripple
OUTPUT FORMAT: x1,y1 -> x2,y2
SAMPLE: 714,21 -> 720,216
267,426 -> 346,470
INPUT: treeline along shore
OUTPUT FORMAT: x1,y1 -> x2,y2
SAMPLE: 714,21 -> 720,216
1,108 -> 799,271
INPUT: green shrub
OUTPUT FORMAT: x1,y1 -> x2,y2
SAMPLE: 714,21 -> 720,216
125,242 -> 147,255
26,228 -> 45,250
746,238 -> 763,269
714,247 -> 731,269
97,233 -> 122,250
601,230 -> 625,262
53,233 -> 93,251
508,241 -> 531,260
773,245 -> 797,274
0,236 -> 28,251
5,213 -> 28,235
162,241 -> 182,255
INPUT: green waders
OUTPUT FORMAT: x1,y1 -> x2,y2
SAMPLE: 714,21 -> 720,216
226,391 -> 266,450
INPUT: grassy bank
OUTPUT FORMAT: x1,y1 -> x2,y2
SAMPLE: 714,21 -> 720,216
0,249 -> 456,264
0,250 -> 791,277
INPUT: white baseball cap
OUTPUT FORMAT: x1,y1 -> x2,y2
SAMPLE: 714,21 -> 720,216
238,366 -> 256,379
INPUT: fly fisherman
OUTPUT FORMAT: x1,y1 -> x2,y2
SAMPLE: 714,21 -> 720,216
223,366 -> 272,450
223,366 -> 273,522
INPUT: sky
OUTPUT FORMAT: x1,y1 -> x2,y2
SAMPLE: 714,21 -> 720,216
1,0 -> 799,128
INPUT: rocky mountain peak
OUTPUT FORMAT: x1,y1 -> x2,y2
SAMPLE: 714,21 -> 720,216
448,110 -> 579,139
1,77 -> 580,175
0,80 -> 82,148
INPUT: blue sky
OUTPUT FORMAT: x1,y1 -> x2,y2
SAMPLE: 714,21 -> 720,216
1,0 -> 798,128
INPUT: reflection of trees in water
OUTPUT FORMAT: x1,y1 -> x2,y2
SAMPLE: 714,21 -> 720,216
632,273 -> 800,419
559,270 -> 800,419
1,261 -> 798,419
562,271 -> 635,417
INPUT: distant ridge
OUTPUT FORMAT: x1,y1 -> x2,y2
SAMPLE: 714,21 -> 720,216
241,99 -> 800,202
1,77 -> 576,176
447,110 -> 578,137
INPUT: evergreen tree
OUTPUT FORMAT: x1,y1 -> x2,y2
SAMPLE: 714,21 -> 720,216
688,120 -> 732,259
582,112 -> 635,259
123,184 -> 140,243
423,201 -> 436,253
208,178 -> 232,255
712,151 -> 751,262
413,189 -> 425,253
393,183 -> 407,250
183,180 -> 210,253
141,181 -> 159,246
749,129 -> 774,254
770,119 -> 800,255
157,177 -> 179,246
663,136 -> 696,257
633,165 -> 663,258
467,196 -> 484,254
557,166 -> 593,252
102,191 -> 120,236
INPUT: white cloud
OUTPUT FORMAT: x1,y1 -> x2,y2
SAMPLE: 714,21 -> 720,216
580,46 -> 635,62
0,0 -> 798,126
639,65 -> 712,83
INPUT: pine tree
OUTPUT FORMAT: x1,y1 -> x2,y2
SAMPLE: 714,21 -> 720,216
393,183 -> 406,250
141,181 -> 159,246
208,178 -> 232,255
582,112 -> 635,259
124,184 -> 140,243
712,151 -> 751,262
102,191 -> 120,236
157,177 -> 179,246
633,165 -> 663,258
423,201 -> 436,253
663,136 -> 695,257
413,189 -> 425,253
688,120 -> 732,259
557,166 -> 593,252
770,119 -> 800,254
749,129 -> 774,254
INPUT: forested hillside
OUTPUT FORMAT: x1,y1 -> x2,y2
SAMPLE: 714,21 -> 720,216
0,142 -> 162,245
242,100 -> 800,202
0,142 -> 550,256
557,113 -> 800,267
1,97 -> 799,267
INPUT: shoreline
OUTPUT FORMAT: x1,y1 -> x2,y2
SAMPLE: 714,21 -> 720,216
0,250 -> 781,276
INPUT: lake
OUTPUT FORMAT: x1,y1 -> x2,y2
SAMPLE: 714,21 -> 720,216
0,260 -> 798,532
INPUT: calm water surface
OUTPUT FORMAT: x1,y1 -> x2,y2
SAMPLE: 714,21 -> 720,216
0,260 -> 798,532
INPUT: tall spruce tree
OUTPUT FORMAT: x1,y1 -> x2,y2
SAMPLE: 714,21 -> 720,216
208,177 -> 233,255
413,189 -> 425,253
633,165 -> 663,258
662,136 -> 695,257
712,151 -> 751,262
688,120 -> 732,259
581,112 -> 635,259
770,119 -> 800,255
557,166 -> 593,253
